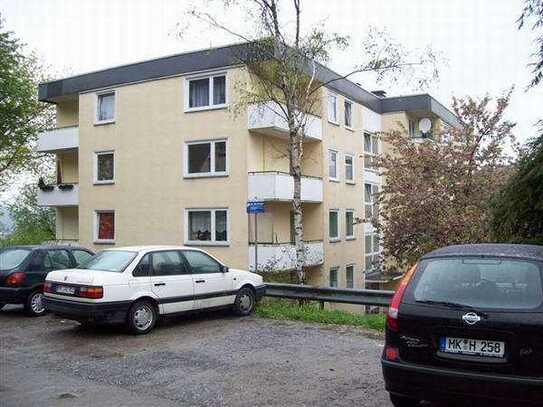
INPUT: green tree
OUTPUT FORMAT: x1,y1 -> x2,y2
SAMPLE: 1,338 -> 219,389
0,17 -> 53,191
0,184 -> 55,247
491,133 -> 543,244
518,0 -> 543,88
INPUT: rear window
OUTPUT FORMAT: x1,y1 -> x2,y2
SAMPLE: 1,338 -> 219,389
78,250 -> 136,273
413,257 -> 543,310
0,248 -> 32,270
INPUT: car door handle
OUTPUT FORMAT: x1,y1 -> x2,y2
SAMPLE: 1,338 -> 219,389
195,280 -> 206,283
154,283 -> 166,287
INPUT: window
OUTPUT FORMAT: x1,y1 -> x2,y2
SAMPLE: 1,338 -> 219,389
344,100 -> 353,128
363,132 -> 379,171
72,250 -> 93,266
0,248 -> 31,270
186,73 -> 227,111
185,140 -> 227,177
96,92 -> 115,123
152,251 -> 188,276
365,233 -> 380,273
329,267 -> 338,287
346,264 -> 354,288
44,250 -> 72,270
183,250 -> 222,274
329,210 -> 339,241
328,150 -> 338,181
79,250 -> 136,272
328,93 -> 337,123
344,154 -> 354,183
186,209 -> 228,245
408,119 -> 417,138
345,210 -> 355,239
364,183 -> 379,221
133,254 -> 151,277
94,151 -> 115,184
95,211 -> 115,243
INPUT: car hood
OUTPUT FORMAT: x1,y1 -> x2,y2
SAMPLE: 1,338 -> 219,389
46,268 -> 125,285
229,268 -> 264,285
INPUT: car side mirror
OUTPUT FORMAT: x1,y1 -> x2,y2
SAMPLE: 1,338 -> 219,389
220,265 -> 229,273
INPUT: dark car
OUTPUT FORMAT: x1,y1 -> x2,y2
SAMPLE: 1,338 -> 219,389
382,244 -> 543,406
0,245 -> 94,316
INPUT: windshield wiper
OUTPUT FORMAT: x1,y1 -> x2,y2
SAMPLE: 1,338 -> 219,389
416,300 -> 488,318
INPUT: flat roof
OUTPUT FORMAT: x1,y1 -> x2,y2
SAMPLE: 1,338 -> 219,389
38,42 -> 458,126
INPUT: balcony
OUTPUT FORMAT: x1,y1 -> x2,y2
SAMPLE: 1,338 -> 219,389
248,241 -> 324,272
37,183 -> 79,207
36,126 -> 79,153
247,102 -> 322,141
248,172 -> 323,203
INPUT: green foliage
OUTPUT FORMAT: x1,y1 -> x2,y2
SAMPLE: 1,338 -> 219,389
491,133 -> 543,244
256,299 -> 386,331
0,184 -> 55,247
0,17 -> 53,191
518,0 -> 543,88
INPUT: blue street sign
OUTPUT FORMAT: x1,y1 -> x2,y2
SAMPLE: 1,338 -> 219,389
247,200 -> 265,214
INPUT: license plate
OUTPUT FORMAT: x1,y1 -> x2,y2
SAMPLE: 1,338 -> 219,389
56,285 -> 76,295
439,337 -> 505,358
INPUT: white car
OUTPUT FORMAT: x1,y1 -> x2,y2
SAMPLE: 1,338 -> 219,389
43,246 -> 265,334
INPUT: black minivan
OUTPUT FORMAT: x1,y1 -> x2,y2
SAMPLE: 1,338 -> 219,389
382,244 -> 543,406
0,245 -> 94,316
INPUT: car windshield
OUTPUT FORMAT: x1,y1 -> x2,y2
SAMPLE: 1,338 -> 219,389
413,257 -> 543,310
0,248 -> 32,270
77,250 -> 137,272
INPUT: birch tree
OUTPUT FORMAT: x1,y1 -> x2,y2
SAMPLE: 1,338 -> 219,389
185,0 -> 440,283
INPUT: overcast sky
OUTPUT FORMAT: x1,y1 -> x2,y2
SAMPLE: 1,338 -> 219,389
0,0 -> 541,201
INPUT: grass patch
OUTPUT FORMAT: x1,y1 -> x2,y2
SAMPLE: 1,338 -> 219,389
255,299 -> 386,332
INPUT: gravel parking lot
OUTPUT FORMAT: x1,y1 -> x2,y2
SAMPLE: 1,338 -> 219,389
0,305 -> 392,407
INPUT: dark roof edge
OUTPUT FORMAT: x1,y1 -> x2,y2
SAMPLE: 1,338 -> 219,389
381,94 -> 460,128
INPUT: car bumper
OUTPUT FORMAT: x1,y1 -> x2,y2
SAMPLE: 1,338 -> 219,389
0,286 -> 32,304
43,296 -> 131,324
254,285 -> 266,301
382,359 -> 543,404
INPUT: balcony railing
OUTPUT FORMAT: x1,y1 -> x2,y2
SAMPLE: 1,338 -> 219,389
247,102 -> 322,141
37,183 -> 79,207
248,171 -> 323,203
36,126 -> 79,153
248,241 -> 324,272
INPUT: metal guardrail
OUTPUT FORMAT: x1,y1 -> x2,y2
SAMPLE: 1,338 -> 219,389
264,283 -> 394,307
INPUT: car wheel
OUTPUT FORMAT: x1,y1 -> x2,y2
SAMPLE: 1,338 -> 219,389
389,394 -> 420,407
126,300 -> 157,335
25,291 -> 47,317
233,287 -> 255,316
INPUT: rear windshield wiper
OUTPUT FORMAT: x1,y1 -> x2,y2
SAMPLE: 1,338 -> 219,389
416,300 -> 488,318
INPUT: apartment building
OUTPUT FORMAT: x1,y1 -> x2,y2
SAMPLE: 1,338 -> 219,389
36,43 -> 458,290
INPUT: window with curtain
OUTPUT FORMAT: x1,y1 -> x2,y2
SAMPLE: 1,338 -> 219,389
213,76 -> 226,105
96,211 -> 115,241
328,93 -> 337,122
189,78 -> 210,108
186,209 -> 228,244
345,155 -> 354,182
97,92 -> 115,122
186,140 -> 227,176
344,100 -> 353,128
187,74 -> 227,109
328,150 -> 338,180
96,152 -> 114,182
329,267 -> 338,287
364,183 -> 379,221
345,210 -> 354,238
346,265 -> 354,288
363,132 -> 379,171
365,233 -> 380,272
329,210 -> 339,240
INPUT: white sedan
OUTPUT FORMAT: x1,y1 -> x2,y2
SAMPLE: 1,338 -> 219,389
43,246 -> 265,334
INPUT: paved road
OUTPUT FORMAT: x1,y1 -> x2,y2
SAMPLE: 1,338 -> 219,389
0,305 -> 392,407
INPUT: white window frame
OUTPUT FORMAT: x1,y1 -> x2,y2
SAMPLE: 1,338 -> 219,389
93,150 -> 115,185
345,209 -> 355,240
344,153 -> 355,184
94,90 -> 117,125
329,266 -> 339,288
329,209 -> 340,242
184,208 -> 230,246
363,132 -> 380,172
183,139 -> 229,178
94,210 -> 115,244
346,264 -> 355,288
327,92 -> 338,124
364,232 -> 381,273
184,71 -> 228,113
364,183 -> 379,222
328,149 -> 339,182
344,99 -> 354,130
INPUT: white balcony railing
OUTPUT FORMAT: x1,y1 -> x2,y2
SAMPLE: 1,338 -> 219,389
248,241 -> 324,272
247,102 -> 322,141
37,184 -> 79,207
36,126 -> 79,153
248,172 -> 323,203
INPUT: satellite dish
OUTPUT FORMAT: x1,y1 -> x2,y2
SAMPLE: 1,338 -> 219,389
419,118 -> 432,133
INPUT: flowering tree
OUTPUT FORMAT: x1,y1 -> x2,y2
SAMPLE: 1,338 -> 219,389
376,90 -> 516,269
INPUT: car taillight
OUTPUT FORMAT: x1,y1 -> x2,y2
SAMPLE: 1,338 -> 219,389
385,345 -> 400,361
387,263 -> 418,332
43,281 -> 52,293
6,272 -> 26,286
79,286 -> 103,299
